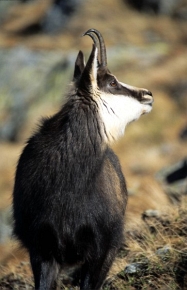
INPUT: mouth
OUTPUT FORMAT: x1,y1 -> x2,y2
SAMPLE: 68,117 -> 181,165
142,101 -> 153,115
141,94 -> 154,106
143,98 -> 154,105
147,102 -> 153,107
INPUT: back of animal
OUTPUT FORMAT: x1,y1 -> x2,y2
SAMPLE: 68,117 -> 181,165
13,29 -> 153,290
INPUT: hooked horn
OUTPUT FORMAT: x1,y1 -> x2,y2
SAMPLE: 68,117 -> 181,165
83,28 -> 107,67
83,31 -> 100,65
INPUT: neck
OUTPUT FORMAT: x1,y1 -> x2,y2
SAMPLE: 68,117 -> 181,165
54,95 -> 107,192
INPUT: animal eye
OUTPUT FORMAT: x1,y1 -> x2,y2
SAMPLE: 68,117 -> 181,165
110,80 -> 117,87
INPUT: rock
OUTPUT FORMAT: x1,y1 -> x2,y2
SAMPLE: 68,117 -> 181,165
142,209 -> 161,218
156,245 -> 172,259
124,263 -> 140,274
124,261 -> 148,274
142,209 -> 160,234
142,209 -> 171,235
156,159 -> 187,202
166,159 -> 187,184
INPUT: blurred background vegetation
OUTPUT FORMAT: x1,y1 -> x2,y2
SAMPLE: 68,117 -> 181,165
0,0 -> 187,288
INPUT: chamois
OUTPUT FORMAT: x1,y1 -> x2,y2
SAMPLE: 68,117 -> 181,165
13,29 -> 153,290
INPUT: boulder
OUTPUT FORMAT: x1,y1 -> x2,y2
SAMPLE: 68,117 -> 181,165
156,159 -> 187,202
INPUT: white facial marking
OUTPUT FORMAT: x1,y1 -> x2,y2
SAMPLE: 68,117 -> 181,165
119,81 -> 139,92
98,92 -> 152,143
89,47 -> 98,90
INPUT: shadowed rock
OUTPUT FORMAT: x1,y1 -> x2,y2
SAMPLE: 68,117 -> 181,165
156,159 -> 187,202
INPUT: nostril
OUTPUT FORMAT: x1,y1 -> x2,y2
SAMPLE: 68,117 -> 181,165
147,90 -> 152,97
141,89 -> 153,105
143,90 -> 152,97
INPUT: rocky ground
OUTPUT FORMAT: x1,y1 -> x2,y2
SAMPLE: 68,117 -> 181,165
0,0 -> 187,289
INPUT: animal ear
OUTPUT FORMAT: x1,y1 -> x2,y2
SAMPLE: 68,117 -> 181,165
73,50 -> 85,81
78,44 -> 98,93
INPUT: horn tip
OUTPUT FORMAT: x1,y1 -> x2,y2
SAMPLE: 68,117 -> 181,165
82,28 -> 96,37
82,32 -> 89,37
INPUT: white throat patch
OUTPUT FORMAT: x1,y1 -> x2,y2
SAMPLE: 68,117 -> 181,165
97,92 -> 152,143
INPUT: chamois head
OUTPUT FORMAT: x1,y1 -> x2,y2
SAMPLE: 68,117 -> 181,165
73,28 -> 153,142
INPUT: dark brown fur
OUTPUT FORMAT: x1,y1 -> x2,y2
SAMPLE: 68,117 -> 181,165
13,41 -> 128,290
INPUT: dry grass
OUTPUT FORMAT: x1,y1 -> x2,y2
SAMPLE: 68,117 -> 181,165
103,198 -> 187,290
1,200 -> 187,289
